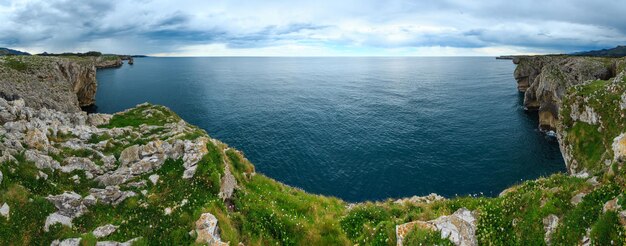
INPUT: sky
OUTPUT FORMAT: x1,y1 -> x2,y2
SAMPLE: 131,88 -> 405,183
0,0 -> 625,56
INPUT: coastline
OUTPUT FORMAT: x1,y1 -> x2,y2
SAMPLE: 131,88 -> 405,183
0,55 -> 625,245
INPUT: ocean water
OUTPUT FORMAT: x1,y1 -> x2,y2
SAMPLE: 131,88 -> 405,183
93,57 -> 565,202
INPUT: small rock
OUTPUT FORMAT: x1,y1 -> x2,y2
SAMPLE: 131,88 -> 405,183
93,224 -> 119,238
0,203 -> 9,218
149,174 -> 159,185
38,171 -> 48,180
0,170 -> 3,184
571,192 -> 586,205
164,207 -> 172,215
603,198 -> 621,213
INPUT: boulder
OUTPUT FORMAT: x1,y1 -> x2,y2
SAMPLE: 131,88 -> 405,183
46,192 -> 87,218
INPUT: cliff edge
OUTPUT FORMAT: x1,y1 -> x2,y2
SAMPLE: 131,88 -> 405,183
0,56 -> 123,113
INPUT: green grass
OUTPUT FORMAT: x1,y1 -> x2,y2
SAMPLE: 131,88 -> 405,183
100,104 -> 181,129
3,57 -> 28,71
403,227 -> 454,246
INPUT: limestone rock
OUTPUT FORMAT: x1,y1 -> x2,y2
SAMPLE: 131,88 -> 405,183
119,145 -> 140,166
542,214 -> 559,245
396,208 -> 477,246
149,174 -> 159,185
88,113 -> 112,126
46,192 -> 87,218
51,238 -> 81,246
45,212 -> 73,232
95,237 -> 141,246
25,149 -> 60,170
24,128 -> 49,150
89,186 -> 136,206
613,133 -> 626,162
93,224 -> 119,238
0,170 -> 3,185
394,193 -> 444,204
0,203 -> 9,218
195,213 -> 228,245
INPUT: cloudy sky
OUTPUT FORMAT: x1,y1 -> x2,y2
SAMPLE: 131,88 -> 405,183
1,0 -> 625,56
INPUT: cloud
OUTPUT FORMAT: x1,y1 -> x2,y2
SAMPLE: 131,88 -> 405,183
0,0 -> 625,56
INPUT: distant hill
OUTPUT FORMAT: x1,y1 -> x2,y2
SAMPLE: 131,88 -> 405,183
0,47 -> 31,56
571,45 -> 626,57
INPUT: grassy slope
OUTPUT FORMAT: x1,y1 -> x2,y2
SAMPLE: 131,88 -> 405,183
1,65 -> 626,245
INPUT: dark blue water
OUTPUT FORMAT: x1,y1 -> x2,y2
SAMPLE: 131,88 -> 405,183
94,57 -> 565,202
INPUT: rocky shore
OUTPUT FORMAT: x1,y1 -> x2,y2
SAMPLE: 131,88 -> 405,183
0,55 -> 625,245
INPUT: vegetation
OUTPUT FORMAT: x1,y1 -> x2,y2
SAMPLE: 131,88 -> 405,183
1,65 -> 626,244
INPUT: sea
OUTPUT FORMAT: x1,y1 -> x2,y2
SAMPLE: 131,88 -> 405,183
93,57 -> 565,202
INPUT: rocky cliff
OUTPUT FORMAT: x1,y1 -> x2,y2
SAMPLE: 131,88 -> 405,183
0,56 -> 625,245
0,56 -> 123,113
513,56 -> 624,131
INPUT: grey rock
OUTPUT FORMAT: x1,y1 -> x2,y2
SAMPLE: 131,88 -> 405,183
571,192 -> 587,205
0,203 -> 9,218
396,208 -> 478,246
89,186 -> 136,206
25,149 -> 60,170
24,128 -> 49,150
95,237 -> 140,246
51,238 -> 81,246
46,192 -> 87,218
195,213 -> 228,245
45,212 -> 73,232
149,174 -> 159,185
119,145 -> 140,166
93,224 -> 119,238
543,214 -> 559,245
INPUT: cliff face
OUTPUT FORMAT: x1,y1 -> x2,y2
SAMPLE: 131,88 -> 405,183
0,56 -> 123,113
513,56 -> 623,131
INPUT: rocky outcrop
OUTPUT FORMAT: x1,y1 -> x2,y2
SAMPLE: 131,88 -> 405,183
0,56 -> 125,113
396,208 -> 478,246
512,56 -> 621,131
